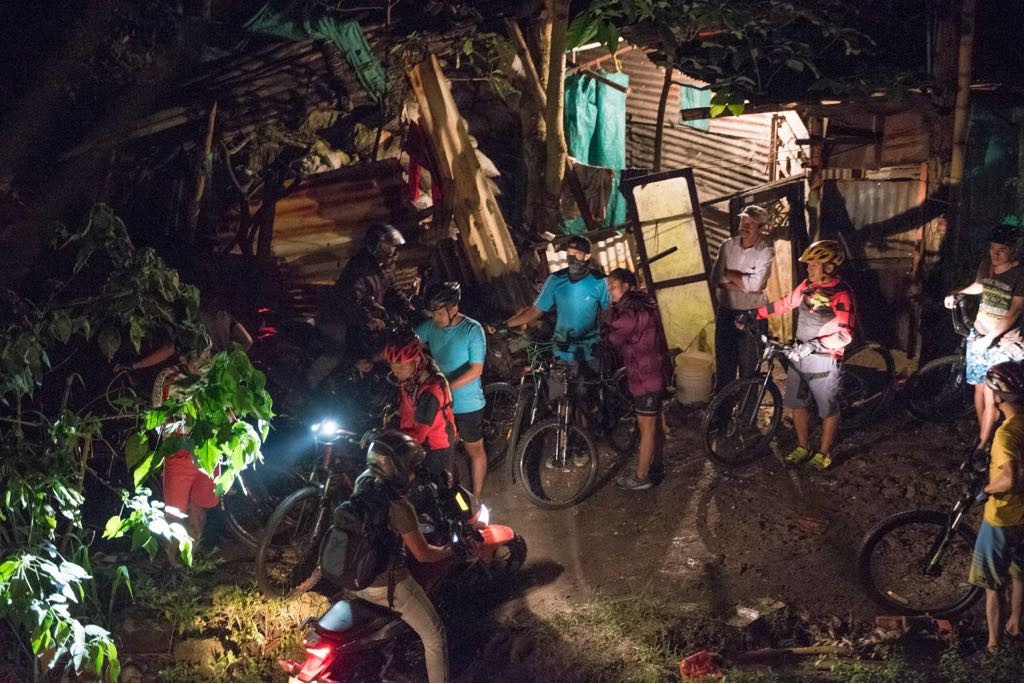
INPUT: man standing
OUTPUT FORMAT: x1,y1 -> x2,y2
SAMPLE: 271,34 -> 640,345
710,205 -> 775,391
415,281 -> 489,498
500,235 -> 610,365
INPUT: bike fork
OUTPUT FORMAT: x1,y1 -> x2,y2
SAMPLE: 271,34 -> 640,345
554,399 -> 569,468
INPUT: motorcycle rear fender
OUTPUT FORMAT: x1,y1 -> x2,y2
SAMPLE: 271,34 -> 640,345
315,598 -> 399,645
480,524 -> 516,547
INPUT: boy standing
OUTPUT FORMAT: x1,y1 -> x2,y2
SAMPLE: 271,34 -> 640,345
971,361 -> 1024,652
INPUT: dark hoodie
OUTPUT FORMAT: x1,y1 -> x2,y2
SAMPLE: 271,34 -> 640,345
605,289 -> 669,397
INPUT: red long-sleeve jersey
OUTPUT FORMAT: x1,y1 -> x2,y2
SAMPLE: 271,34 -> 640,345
755,277 -> 855,358
398,364 -> 457,451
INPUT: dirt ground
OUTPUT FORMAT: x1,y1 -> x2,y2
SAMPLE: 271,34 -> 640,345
487,392 -> 978,626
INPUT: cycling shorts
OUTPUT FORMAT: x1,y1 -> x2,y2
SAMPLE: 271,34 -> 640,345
163,449 -> 219,514
966,332 -> 1024,385
969,521 -> 1023,590
454,409 -> 484,443
783,354 -> 841,418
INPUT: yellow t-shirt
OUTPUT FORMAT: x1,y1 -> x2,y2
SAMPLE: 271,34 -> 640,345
984,414 -> 1024,526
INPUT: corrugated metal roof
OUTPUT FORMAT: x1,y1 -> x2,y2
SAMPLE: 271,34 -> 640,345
572,47 -> 808,257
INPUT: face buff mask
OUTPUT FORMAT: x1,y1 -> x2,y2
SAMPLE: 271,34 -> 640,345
566,255 -> 590,281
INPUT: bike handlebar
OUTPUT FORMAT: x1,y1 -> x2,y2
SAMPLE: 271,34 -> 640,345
950,294 -> 973,338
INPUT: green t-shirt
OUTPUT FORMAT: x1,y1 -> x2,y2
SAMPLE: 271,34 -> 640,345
975,260 -> 1024,334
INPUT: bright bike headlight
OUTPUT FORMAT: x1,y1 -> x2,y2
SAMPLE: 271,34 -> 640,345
310,418 -> 339,437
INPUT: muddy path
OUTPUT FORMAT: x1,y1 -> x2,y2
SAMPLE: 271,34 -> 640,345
484,399 -> 979,625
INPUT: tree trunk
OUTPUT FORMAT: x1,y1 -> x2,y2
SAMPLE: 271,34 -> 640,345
652,65 -> 673,172
541,0 -> 569,229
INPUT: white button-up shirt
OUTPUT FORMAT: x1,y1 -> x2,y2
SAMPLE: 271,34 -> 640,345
710,236 -> 775,310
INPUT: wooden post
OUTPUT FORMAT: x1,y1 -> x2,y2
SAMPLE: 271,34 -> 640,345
652,65 -> 673,172
947,0 -> 975,281
542,0 -> 570,223
186,100 -> 218,246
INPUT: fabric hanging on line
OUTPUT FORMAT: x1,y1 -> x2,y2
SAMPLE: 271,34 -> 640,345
244,2 -> 387,102
559,158 -> 615,235
680,85 -> 712,132
561,69 -> 630,234
405,121 -> 444,204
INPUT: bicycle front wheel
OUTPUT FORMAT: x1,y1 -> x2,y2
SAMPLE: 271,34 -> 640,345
840,342 -> 895,430
856,509 -> 981,617
701,378 -> 783,467
904,354 -> 973,422
220,464 -> 307,549
256,486 -> 328,598
482,382 -> 518,470
514,418 -> 598,510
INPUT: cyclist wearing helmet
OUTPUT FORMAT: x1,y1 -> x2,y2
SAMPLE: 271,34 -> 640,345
383,330 -> 458,481
969,362 -> 1024,653
944,224 -> 1024,452
740,239 -> 855,470
415,282 -> 489,497
316,223 -> 413,369
355,430 -> 455,682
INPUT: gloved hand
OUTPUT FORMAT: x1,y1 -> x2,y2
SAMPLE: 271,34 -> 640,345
787,341 -> 817,362
734,310 -> 757,330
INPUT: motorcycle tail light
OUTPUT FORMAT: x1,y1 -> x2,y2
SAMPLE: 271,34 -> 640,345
290,632 -> 338,682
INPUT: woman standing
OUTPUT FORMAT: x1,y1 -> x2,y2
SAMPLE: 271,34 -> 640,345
604,268 -> 669,490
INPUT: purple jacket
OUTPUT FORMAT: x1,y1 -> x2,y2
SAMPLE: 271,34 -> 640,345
605,289 -> 669,397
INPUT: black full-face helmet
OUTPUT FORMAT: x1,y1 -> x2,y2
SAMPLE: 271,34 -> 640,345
366,429 -> 425,492
364,223 -> 406,262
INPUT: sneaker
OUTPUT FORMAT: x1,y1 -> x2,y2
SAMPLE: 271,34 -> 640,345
808,452 -> 832,470
617,472 -> 652,491
784,445 -> 812,464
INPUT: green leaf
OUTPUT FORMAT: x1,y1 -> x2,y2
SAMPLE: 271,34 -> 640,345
709,103 -> 727,117
727,102 -> 745,116
102,516 -> 123,539
132,453 -> 154,489
123,433 -> 148,470
97,329 -> 121,361
566,13 -> 600,49
597,20 -> 619,54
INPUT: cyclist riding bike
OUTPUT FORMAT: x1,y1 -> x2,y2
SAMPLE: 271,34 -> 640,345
383,330 -> 459,485
355,430 -> 456,683
737,239 -> 855,470
944,223 -> 1024,453
311,223 -> 414,387
969,361 -> 1024,653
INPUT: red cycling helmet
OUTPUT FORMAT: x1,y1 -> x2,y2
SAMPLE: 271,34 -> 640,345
985,361 -> 1024,401
383,331 -> 422,364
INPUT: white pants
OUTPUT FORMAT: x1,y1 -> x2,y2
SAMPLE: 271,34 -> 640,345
356,575 -> 448,682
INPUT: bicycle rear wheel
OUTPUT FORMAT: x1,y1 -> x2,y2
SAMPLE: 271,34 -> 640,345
856,509 -> 981,616
840,342 -> 895,429
514,418 -> 598,510
220,464 -> 307,549
904,354 -> 973,422
482,382 -> 518,470
256,486 -> 328,598
701,378 -> 782,467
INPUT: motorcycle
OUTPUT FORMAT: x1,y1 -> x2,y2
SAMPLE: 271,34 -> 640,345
280,481 -> 526,682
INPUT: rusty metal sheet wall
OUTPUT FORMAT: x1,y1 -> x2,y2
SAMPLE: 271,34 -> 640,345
269,159 -> 418,284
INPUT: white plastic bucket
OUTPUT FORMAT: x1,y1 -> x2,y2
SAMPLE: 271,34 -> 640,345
675,350 -> 714,405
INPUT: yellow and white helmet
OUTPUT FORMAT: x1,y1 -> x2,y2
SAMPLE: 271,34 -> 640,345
799,240 -> 845,268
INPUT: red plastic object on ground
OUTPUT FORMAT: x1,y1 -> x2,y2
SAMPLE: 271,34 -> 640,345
679,650 -> 724,680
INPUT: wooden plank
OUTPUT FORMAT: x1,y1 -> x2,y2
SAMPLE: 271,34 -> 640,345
408,55 -> 522,282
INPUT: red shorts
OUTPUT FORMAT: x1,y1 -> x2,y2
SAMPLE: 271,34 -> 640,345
163,449 -> 219,514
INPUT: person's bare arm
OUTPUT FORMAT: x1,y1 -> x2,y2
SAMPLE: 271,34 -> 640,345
504,305 -> 543,329
402,529 -> 454,563
129,342 -> 176,371
230,321 -> 253,351
447,362 -> 484,390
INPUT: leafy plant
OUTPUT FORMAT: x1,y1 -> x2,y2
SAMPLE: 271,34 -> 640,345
0,204 -> 272,680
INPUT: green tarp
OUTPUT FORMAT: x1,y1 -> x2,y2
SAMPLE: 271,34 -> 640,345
680,85 -> 711,132
563,69 -> 630,233
245,2 -> 387,102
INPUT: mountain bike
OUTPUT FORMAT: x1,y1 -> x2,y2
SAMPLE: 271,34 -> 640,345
904,294 -> 975,422
701,332 -> 895,467
255,413 -> 385,598
509,343 -> 637,510
856,449 -> 987,616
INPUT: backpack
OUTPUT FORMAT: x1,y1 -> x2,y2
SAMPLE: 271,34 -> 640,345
319,473 -> 399,593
